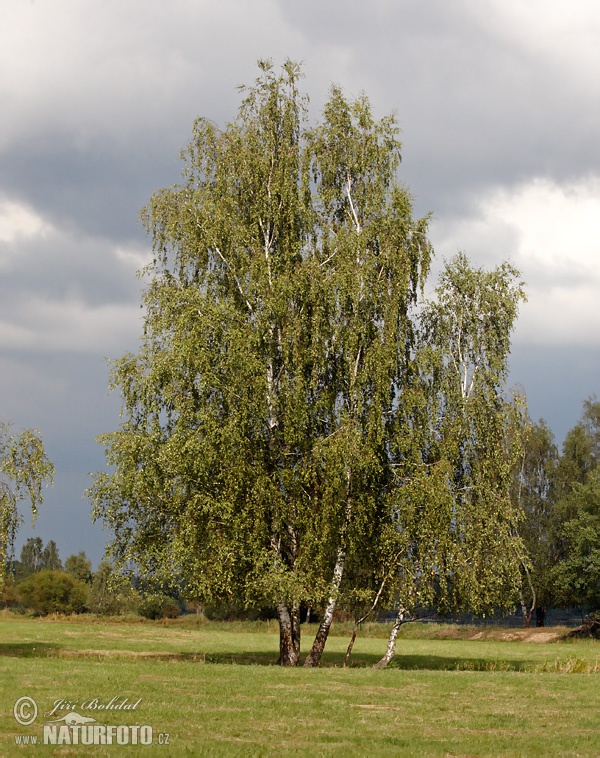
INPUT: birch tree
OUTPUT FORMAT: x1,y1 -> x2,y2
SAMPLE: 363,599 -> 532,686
89,60 -> 432,666
0,423 -> 54,593
374,253 -> 528,667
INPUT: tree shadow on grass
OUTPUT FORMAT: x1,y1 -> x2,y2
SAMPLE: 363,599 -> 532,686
318,651 -> 531,671
0,643 -> 60,658
0,644 -> 531,671
183,651 -> 531,671
381,654 -> 530,672
196,651 -> 531,671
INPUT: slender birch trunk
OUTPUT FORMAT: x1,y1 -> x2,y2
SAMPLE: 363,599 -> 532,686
303,545 -> 345,667
519,557 -> 536,628
303,469 -> 353,668
374,607 -> 407,668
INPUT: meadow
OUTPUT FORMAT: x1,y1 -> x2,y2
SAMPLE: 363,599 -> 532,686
0,612 -> 598,756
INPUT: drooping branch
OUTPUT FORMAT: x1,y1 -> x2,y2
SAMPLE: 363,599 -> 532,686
344,572 -> 390,667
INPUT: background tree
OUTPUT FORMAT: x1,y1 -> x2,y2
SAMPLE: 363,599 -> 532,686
0,423 -> 54,592
16,536 -> 44,580
15,537 -> 63,581
90,60 -> 432,666
549,397 -> 600,612
65,552 -> 93,584
551,468 -> 600,611
41,540 -> 62,571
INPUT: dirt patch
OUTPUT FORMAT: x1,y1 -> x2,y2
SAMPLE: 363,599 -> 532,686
463,628 -> 565,643
523,631 -> 562,643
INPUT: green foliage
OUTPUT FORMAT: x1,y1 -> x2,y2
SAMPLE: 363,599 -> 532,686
89,62 -> 529,665
380,253 -> 528,618
138,594 -> 180,620
15,537 -> 64,582
512,417 -> 559,618
16,569 -> 87,615
551,468 -> 600,610
41,539 -> 62,571
544,398 -> 600,611
64,551 -> 93,583
89,61 -> 431,630
0,424 -> 54,592
87,560 -> 140,616
0,575 -> 18,609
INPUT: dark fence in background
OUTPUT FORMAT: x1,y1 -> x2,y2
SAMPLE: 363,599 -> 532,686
378,608 -> 589,627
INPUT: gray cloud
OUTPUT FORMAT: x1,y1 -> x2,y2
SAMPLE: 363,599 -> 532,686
1,0 -> 598,565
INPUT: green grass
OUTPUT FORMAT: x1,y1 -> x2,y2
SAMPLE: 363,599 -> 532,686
1,614 -> 598,756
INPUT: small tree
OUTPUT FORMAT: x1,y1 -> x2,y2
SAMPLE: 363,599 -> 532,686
373,253 -> 527,667
513,418 -> 559,626
0,424 -> 54,593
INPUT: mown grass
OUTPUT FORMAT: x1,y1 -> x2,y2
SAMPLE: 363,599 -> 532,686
1,613 -> 598,756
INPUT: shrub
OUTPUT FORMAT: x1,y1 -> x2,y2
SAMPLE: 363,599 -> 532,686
138,594 -> 180,620
17,570 -> 88,615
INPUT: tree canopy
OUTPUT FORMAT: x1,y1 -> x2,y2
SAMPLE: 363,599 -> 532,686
90,60 -> 530,665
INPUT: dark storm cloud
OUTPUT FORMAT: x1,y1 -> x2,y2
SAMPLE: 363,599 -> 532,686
280,1 -> 600,215
0,224 -> 143,307
0,137 -> 162,243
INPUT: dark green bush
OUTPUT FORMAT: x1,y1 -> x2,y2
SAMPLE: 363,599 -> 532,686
138,594 -> 180,620
16,570 -> 88,615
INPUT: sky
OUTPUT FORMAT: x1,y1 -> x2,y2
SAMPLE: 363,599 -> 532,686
1,0 -> 599,568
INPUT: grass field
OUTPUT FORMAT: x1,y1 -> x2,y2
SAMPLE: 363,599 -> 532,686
1,613 -> 598,756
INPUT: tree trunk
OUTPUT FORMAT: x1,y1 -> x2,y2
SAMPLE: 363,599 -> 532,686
519,559 -> 536,628
344,628 -> 358,668
304,469 -> 353,668
277,601 -> 301,666
303,545 -> 345,667
535,607 -> 546,627
374,608 -> 406,669
519,589 -> 533,628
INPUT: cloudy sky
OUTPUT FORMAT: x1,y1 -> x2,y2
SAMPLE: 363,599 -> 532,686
2,0 -> 599,567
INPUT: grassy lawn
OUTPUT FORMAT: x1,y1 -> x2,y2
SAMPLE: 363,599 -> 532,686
1,613 -> 598,756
